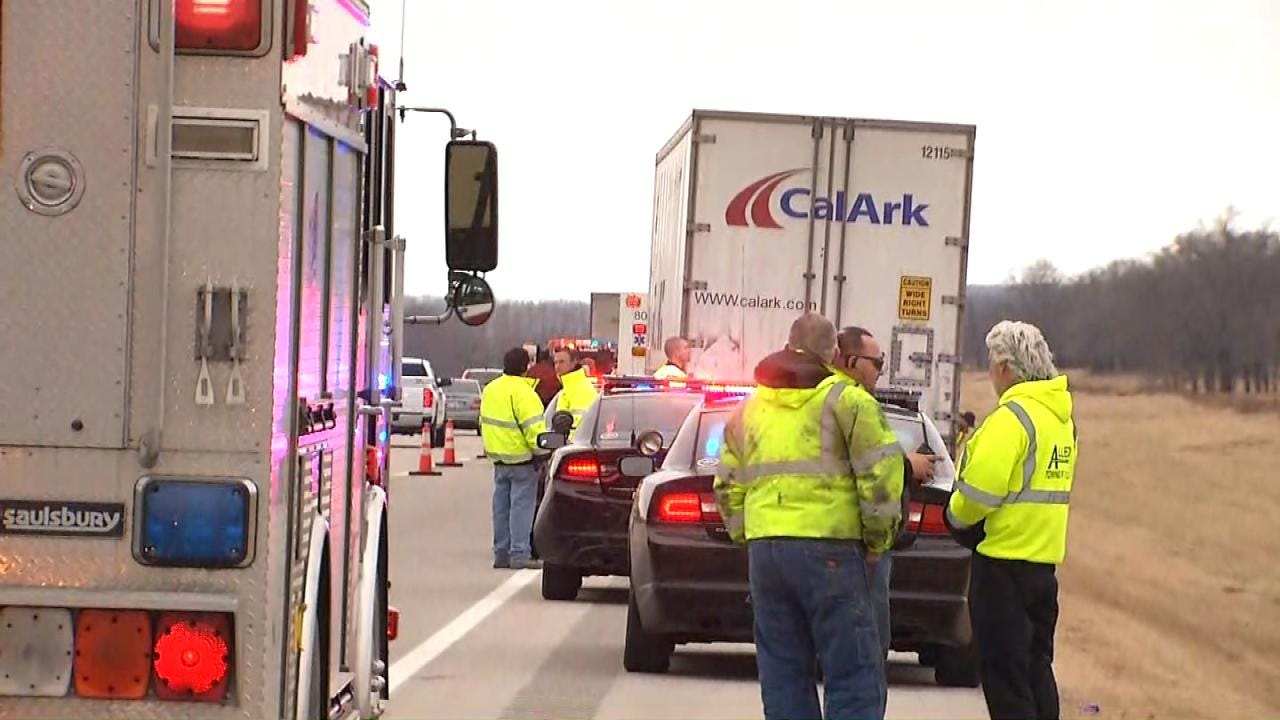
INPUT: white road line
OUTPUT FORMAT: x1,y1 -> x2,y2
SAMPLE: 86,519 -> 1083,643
388,569 -> 541,693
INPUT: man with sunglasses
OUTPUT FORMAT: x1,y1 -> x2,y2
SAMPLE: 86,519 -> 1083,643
836,327 -> 938,676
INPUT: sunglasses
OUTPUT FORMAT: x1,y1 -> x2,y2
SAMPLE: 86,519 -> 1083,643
850,354 -> 885,372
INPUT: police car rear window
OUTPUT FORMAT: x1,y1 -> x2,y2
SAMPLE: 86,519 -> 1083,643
592,394 -> 700,446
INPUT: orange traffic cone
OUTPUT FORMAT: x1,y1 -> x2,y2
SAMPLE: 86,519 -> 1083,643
409,421 -> 441,476
439,420 -> 463,467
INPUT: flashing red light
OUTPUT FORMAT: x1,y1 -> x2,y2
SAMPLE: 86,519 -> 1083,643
388,606 -> 400,642
626,294 -> 642,309
656,491 -> 721,524
153,613 -> 232,702
908,501 -> 948,535
633,323 -> 648,334
560,456 -> 601,483
176,0 -> 263,52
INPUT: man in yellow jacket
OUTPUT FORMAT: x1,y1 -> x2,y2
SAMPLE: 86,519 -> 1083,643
714,313 -> 905,720
480,347 -> 550,570
947,321 -> 1077,720
548,348 -> 598,431
653,336 -> 691,380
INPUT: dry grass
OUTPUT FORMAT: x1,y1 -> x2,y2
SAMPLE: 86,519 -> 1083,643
959,371 -> 1280,719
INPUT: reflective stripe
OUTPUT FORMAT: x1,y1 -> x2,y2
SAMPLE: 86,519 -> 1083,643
487,450 -> 533,463
946,504 -> 975,530
725,513 -> 745,535
1004,401 -> 1038,493
738,459 -> 850,483
1010,489 -> 1070,505
860,499 -> 901,518
956,479 -> 1005,509
517,414 -> 542,430
819,382 -> 847,459
480,415 -> 519,430
851,441 -> 902,474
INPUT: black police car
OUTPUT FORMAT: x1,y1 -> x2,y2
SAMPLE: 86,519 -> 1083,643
620,392 -> 980,687
531,378 -> 740,602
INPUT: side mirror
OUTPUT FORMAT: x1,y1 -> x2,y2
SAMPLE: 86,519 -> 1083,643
635,430 -> 663,457
550,411 -> 574,435
619,456 -> 655,479
452,273 -> 495,327
537,432 -> 567,451
437,377 -> 452,387
445,140 -> 498,272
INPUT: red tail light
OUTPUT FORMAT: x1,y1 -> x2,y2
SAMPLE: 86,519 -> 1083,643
175,0 -> 263,52
387,606 -> 400,642
365,447 -> 383,487
908,502 -> 948,535
423,388 -> 433,408
152,612 -> 233,702
559,456 -> 601,483
655,491 -> 721,524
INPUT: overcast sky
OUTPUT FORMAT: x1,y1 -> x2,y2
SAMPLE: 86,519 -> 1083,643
368,0 -> 1279,301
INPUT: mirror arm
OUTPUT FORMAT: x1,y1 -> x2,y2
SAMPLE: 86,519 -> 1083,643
405,309 -> 453,325
397,105 -> 470,139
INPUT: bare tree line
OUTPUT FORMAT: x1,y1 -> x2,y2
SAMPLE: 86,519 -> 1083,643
963,213 -> 1280,394
404,296 -> 589,379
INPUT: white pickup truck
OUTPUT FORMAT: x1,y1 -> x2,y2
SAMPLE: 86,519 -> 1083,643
394,357 -> 449,445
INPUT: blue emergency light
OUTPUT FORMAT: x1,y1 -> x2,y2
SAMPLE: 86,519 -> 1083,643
134,477 -> 257,569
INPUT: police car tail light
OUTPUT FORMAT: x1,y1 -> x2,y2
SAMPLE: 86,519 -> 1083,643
152,612 -> 233,702
908,501 -> 948,535
135,477 -> 257,569
175,0 -> 265,53
655,491 -> 720,524
559,455 -> 602,484
74,609 -> 152,699
0,606 -> 73,697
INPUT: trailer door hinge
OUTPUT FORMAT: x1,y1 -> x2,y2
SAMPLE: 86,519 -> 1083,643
942,295 -> 964,308
684,280 -> 708,291
945,236 -> 968,248
693,133 -> 717,144
937,353 -> 961,364
689,222 -> 711,233
934,411 -> 954,423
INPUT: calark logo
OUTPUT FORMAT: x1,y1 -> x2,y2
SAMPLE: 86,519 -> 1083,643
725,169 -> 930,229
0,499 -> 126,538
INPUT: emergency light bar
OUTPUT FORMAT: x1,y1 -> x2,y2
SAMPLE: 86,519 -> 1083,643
873,388 -> 922,412
601,375 -> 756,398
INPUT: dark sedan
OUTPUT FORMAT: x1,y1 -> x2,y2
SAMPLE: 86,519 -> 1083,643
622,395 -> 979,687
531,383 -> 705,602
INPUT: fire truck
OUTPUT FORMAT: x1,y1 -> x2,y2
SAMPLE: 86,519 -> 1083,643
0,0 -> 499,718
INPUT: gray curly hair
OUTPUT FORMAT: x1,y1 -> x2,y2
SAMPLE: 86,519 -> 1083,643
985,321 -> 1058,382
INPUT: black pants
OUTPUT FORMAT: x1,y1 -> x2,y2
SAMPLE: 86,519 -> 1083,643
969,554 -> 1060,720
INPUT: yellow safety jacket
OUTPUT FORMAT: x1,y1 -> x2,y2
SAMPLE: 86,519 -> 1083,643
713,350 -> 905,552
480,374 -> 548,464
653,363 -> 687,380
554,368 -> 598,429
947,375 -> 1077,564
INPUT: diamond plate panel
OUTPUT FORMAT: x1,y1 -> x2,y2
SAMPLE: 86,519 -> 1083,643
0,0 -> 136,448
0,448 -> 274,719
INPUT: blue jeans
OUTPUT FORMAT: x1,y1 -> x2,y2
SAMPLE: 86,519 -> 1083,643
749,539 -> 886,720
871,553 -> 892,659
492,462 -> 538,562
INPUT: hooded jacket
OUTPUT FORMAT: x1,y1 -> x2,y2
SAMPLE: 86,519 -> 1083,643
713,350 -> 905,551
946,375 -> 1077,564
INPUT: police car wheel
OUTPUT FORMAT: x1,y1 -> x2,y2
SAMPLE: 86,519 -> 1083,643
934,641 -> 980,687
623,591 -> 672,674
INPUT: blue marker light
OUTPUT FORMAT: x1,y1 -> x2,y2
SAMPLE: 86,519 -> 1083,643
703,423 -> 726,459
378,373 -> 391,390
137,479 -> 254,568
